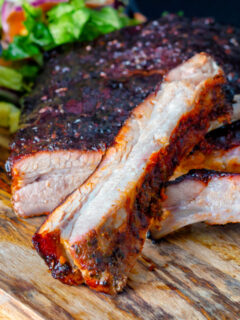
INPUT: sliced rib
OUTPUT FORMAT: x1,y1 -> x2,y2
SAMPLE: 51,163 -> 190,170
150,170 -> 240,239
33,53 -> 226,294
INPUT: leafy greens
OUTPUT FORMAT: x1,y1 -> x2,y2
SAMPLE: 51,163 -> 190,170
0,0 -> 138,135
2,0 -> 137,67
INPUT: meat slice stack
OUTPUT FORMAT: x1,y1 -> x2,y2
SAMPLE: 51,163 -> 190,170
149,118 -> 240,239
149,114 -> 240,239
33,53 -> 226,294
8,14 -> 240,218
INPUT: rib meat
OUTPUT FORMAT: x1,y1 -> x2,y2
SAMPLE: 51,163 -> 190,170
150,170 -> 240,239
174,119 -> 240,177
8,15 -> 240,217
11,151 -> 103,216
33,53 -> 226,294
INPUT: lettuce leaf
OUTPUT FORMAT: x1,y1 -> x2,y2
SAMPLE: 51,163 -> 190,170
47,0 -> 85,21
89,6 -> 122,32
2,3 -> 52,64
2,36 -> 41,61
48,8 -> 90,45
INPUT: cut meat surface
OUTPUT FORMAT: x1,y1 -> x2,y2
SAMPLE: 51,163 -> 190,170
33,53 -> 226,294
174,119 -> 240,178
11,150 -> 103,216
8,14 -> 240,218
150,170 -> 240,239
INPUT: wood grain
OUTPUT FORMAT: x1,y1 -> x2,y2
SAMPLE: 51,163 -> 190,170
0,157 -> 240,319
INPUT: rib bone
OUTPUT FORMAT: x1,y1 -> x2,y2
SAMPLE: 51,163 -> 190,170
150,170 -> 240,239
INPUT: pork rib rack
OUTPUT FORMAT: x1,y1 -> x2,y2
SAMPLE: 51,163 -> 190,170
8,15 -> 240,217
33,53 -> 226,294
150,170 -> 240,239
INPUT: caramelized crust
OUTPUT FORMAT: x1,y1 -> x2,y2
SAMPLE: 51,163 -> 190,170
9,14 -> 240,168
175,120 -> 240,176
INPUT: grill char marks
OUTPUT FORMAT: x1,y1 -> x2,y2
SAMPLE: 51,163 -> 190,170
33,54 -> 226,294
33,230 -> 84,285
150,169 -> 240,239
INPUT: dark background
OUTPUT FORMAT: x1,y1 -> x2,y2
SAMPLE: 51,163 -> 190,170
129,0 -> 240,27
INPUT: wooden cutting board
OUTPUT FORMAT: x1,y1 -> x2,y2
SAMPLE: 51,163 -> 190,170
0,155 -> 240,319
